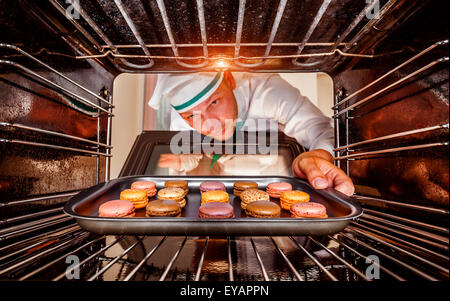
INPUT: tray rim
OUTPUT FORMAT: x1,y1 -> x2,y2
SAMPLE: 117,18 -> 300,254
63,175 -> 363,223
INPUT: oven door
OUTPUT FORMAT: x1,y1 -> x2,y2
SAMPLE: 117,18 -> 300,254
119,130 -> 304,177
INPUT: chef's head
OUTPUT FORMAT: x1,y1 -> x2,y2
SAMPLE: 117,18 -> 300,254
149,72 -> 238,141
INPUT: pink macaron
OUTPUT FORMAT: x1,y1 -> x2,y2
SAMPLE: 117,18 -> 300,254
131,181 -> 157,197
290,202 -> 328,218
199,181 -> 226,194
98,200 -> 136,217
266,182 -> 292,198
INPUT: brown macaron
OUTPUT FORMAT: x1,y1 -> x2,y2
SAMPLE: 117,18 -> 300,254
120,189 -> 148,209
164,180 -> 188,196
240,188 -> 270,210
245,200 -> 281,218
146,199 -> 181,217
233,181 -> 258,196
157,187 -> 187,208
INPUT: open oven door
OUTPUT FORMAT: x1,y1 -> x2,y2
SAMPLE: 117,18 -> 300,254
119,130 -> 304,177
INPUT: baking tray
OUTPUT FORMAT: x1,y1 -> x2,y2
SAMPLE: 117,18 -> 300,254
64,176 -> 363,236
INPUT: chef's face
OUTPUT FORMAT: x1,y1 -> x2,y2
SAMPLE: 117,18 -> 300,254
180,79 -> 238,141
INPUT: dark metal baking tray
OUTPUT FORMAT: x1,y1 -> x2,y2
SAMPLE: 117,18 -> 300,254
64,176 -> 362,236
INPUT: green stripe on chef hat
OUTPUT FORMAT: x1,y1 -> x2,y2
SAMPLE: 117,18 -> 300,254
170,72 -> 223,113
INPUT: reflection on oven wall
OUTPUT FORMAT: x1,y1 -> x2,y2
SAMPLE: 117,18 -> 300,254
110,72 -> 334,179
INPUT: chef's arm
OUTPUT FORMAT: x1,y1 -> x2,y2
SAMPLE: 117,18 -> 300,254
158,154 -> 203,172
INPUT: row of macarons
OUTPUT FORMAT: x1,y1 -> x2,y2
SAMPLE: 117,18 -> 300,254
98,180 -> 328,219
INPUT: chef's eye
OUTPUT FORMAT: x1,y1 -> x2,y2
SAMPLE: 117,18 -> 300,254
186,114 -> 194,120
210,99 -> 219,107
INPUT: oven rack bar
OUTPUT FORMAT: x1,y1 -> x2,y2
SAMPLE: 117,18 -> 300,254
0,207 -> 63,227
0,138 -> 112,157
333,39 -> 449,109
360,213 -> 448,246
113,0 -> 154,69
293,0 -> 383,68
0,225 -> 81,264
352,194 -> 449,216
0,122 -> 112,149
48,0 -> 149,71
362,208 -> 448,235
333,141 -> 449,160
355,217 -> 448,253
234,0 -> 287,68
0,214 -> 74,242
101,42 -> 354,50
352,221 -> 449,263
339,230 -> 439,281
0,43 -> 113,108
346,226 -> 448,279
334,56 -> 449,117
195,236 -> 210,281
52,235 -> 124,281
0,224 -> 80,254
0,228 -> 87,277
326,234 -> 406,281
74,47 -> 394,62
0,59 -> 112,117
0,190 -> 80,209
4,233 -> 446,280
334,123 -> 449,152
155,0 -> 207,69
291,0 -> 331,67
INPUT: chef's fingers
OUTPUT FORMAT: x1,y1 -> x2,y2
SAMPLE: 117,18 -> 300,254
316,159 -> 355,196
293,156 -> 329,189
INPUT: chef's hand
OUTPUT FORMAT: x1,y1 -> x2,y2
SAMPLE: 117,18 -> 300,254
292,149 -> 355,196
158,154 -> 181,170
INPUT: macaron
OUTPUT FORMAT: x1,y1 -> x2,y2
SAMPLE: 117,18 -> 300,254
233,181 -> 258,196
120,189 -> 148,209
98,200 -> 135,217
266,182 -> 292,198
200,181 -> 226,194
245,200 -> 281,218
201,190 -> 229,205
146,199 -> 181,217
279,190 -> 310,211
198,202 -> 234,219
157,187 -> 187,208
240,189 -> 270,210
164,180 -> 188,196
290,202 -> 328,218
131,181 -> 157,197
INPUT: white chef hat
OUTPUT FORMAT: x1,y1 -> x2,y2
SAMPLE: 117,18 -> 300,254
148,72 -> 223,113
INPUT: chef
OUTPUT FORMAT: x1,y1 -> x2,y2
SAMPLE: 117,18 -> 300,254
148,71 -> 354,196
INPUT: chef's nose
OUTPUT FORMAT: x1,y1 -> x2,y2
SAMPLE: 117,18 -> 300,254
202,115 -> 222,135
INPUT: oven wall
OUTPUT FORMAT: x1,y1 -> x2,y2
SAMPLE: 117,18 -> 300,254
0,0 -> 115,216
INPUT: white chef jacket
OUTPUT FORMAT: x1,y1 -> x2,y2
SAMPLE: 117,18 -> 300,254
168,72 -> 334,155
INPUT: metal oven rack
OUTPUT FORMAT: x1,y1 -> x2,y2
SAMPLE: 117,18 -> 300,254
40,0 -> 416,72
0,44 -> 114,184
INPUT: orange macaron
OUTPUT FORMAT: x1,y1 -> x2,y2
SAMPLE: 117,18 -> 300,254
201,190 -> 229,205
279,190 -> 310,211
120,189 -> 149,209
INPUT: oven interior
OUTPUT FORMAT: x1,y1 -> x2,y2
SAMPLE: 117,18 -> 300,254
0,0 -> 448,281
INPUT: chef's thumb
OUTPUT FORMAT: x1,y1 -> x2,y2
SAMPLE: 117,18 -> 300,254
301,158 -> 329,189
